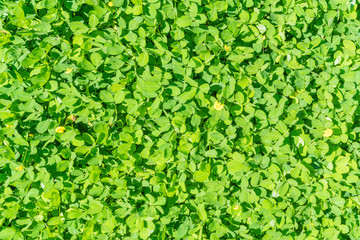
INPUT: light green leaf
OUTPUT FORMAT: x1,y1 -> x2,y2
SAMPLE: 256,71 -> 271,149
177,15 -> 192,28
193,171 -> 210,182
138,52 -> 149,67
0,228 -> 16,240
100,90 -> 114,103
69,22 -> 89,34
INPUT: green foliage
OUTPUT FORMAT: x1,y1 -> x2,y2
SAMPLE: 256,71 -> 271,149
1,0 -> 360,239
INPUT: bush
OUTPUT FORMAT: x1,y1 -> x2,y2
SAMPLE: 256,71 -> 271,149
0,0 -> 360,239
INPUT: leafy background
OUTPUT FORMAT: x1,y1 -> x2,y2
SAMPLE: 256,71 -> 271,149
1,0 -> 360,239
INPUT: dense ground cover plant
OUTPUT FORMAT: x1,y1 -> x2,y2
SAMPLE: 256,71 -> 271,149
1,0 -> 360,239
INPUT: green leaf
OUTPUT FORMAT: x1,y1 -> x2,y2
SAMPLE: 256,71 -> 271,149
178,88 -> 197,102
138,52 -> 149,67
343,39 -> 356,57
47,217 -> 60,226
205,149 -> 218,158
36,119 -> 50,133
89,15 -> 99,28
114,90 -> 126,103
177,222 -> 188,238
193,171 -> 210,182
0,228 -> 16,240
137,79 -> 160,95
66,209 -> 83,219
335,156 -> 350,174
214,1 -> 228,11
75,146 -> 92,155
100,90 -> 114,103
129,17 -> 144,31
227,153 -> 247,175
197,204 -> 207,221
69,22 -> 89,34
88,199 -> 103,214
177,15 -> 192,28
255,110 -> 267,120
90,52 -> 102,67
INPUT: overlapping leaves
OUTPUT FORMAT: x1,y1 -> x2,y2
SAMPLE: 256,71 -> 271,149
1,0 -> 360,239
